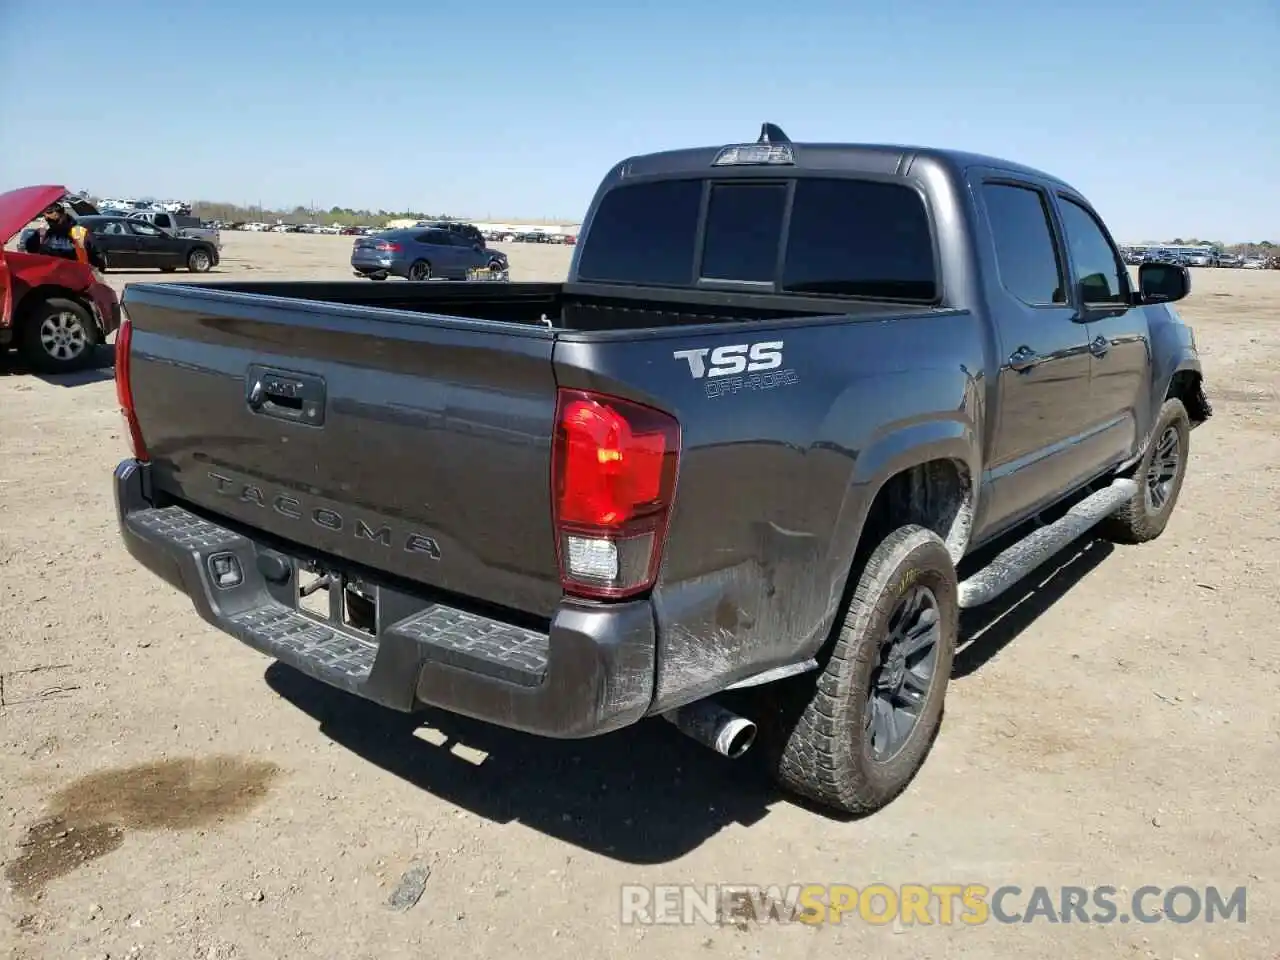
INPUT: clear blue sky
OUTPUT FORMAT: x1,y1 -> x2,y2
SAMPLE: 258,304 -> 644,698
1,0 -> 1276,241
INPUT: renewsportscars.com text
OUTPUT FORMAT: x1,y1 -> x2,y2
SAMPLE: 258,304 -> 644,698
620,883 -> 1248,927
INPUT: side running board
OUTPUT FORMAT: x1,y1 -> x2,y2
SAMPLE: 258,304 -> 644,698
957,478 -> 1136,609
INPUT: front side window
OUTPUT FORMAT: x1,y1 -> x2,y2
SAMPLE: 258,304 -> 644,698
1058,197 -> 1128,304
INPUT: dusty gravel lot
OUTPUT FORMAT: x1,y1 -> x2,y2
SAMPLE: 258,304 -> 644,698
2,232 -> 1278,960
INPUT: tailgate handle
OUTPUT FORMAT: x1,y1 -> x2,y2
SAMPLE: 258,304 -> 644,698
246,366 -> 326,426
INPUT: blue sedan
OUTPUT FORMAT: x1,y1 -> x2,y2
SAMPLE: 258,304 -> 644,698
351,227 -> 508,281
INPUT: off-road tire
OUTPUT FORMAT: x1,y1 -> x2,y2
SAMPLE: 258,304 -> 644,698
768,525 -> 958,815
1099,398 -> 1191,544
18,298 -> 101,374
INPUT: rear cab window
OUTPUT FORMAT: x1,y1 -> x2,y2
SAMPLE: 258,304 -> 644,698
574,179 -> 701,286
576,176 -> 937,302
701,183 -> 787,282
981,182 -> 1067,305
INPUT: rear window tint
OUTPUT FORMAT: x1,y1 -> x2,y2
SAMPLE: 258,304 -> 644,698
782,180 -> 936,301
575,179 -> 701,285
577,175 -> 936,301
700,183 -> 787,282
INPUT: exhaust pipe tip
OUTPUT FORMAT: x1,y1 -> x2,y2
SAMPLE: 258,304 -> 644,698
663,700 -> 757,759
715,716 -> 757,759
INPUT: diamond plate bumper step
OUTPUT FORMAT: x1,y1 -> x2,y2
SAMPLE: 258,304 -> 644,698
118,501 -> 549,698
115,458 -> 656,737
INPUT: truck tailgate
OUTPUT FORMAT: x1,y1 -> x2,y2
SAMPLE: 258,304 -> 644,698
123,284 -> 563,619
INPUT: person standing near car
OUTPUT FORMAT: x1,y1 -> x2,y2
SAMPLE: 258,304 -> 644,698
22,203 -> 106,269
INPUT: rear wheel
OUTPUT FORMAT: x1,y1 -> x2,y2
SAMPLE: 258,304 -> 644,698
408,260 -> 431,281
19,298 -> 101,373
767,525 -> 958,815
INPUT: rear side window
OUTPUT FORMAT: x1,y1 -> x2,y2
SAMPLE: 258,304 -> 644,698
700,183 -> 787,282
781,180 -> 936,301
982,183 -> 1066,305
575,179 -> 702,285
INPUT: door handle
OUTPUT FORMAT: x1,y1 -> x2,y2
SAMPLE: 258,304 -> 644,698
1008,345 -> 1041,373
1089,335 -> 1110,358
246,365 -> 326,426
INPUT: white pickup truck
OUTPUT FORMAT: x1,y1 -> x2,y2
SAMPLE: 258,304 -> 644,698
127,210 -> 221,250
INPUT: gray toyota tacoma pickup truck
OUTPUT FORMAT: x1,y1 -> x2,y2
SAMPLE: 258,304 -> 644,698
112,124 -> 1211,815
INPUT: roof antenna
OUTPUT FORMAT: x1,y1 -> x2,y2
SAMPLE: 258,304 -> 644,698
758,123 -> 790,144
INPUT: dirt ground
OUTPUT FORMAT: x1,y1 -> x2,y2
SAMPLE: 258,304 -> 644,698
1,232 -> 1277,960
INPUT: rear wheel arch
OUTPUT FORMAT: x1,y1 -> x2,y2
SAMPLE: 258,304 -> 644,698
858,458 -> 975,567
13,284 -> 95,330
805,456 -> 972,667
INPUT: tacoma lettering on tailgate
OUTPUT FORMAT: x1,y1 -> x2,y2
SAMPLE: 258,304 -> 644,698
208,472 -> 442,559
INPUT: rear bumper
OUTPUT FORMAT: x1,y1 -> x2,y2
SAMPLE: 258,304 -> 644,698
351,256 -> 403,278
114,459 -> 656,737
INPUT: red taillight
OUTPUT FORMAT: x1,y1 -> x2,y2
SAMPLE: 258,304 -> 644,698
114,311 -> 149,461
552,388 -> 680,600
375,241 -> 401,253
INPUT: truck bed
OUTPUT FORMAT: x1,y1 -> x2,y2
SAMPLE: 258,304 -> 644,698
181,278 -> 912,331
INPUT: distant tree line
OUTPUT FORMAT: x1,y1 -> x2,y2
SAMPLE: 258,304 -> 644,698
71,192 -> 577,228
187,202 -> 574,228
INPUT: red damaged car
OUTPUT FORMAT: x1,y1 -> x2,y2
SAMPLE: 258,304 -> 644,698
1,185 -> 121,373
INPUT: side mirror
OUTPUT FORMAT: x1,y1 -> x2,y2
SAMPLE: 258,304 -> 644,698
1138,262 -> 1190,304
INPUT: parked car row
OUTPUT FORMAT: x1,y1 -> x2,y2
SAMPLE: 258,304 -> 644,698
1121,246 -> 1277,269
99,198 -> 192,217
483,230 -> 576,245
203,219 -> 579,245
213,221 -> 375,235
